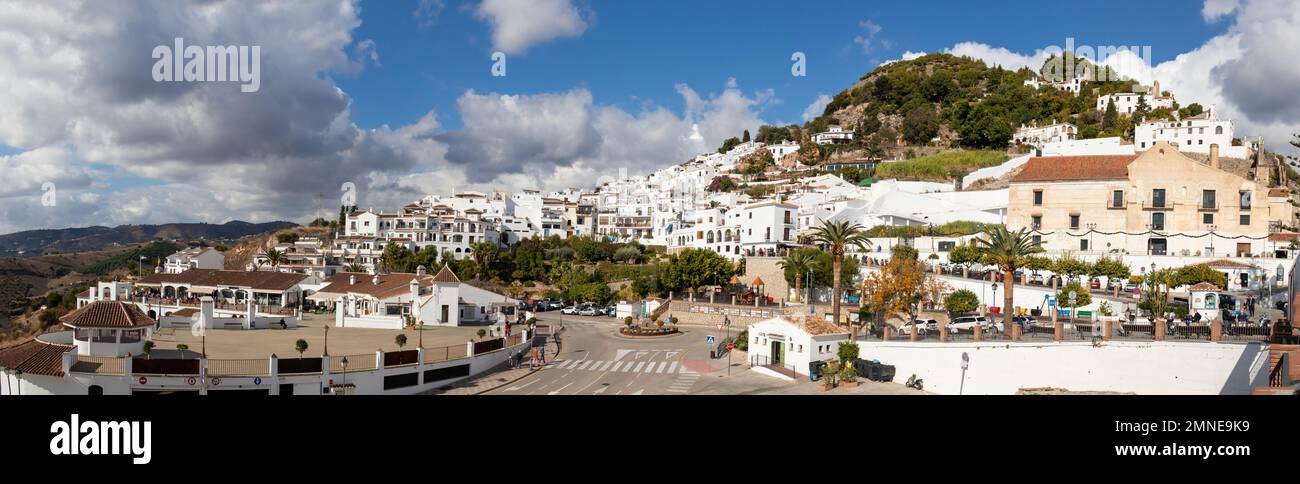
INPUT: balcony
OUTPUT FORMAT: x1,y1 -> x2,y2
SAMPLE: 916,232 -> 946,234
1141,200 -> 1172,211
1197,202 -> 1218,212
1105,198 -> 1125,209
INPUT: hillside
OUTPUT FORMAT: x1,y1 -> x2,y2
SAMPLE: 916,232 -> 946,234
785,52 -> 1138,166
0,220 -> 296,256
223,225 -> 335,270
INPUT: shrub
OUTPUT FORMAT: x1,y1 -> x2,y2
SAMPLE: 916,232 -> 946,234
944,289 -> 979,314
623,316 -> 633,327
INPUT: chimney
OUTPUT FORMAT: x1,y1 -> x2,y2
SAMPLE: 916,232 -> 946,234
372,275 -> 380,285
416,265 -> 427,277
349,275 -> 356,285
1152,80 -> 1160,97
1210,143 -> 1220,169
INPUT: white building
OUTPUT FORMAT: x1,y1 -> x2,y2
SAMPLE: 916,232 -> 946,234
747,316 -> 850,379
812,126 -> 854,145
1134,109 -> 1250,158
730,200 -> 799,257
1096,81 -> 1175,115
163,247 -> 225,274
765,140 -> 801,160
1013,122 -> 1077,145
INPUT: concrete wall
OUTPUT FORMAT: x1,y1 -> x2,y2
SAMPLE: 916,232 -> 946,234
854,339 -> 1271,395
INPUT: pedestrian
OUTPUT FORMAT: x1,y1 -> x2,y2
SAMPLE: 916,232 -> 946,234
538,343 -> 546,364
529,346 -> 539,369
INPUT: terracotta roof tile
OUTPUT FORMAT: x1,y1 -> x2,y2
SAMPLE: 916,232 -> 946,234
137,269 -> 308,292
1204,259 -> 1255,269
317,272 -> 432,299
0,338 -> 73,377
61,301 -> 156,329
1189,282 -> 1222,291
430,265 -> 461,284
1010,155 -> 1138,183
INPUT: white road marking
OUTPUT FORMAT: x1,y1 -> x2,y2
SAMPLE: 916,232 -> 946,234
609,361 -> 625,372
666,361 -> 679,373
615,349 -> 632,361
598,361 -> 614,372
633,361 -> 646,372
592,386 -> 608,395
547,382 -> 574,395
577,360 -> 594,370
630,389 -> 644,395
643,362 -> 656,373
664,351 -> 679,358
505,379 -> 539,392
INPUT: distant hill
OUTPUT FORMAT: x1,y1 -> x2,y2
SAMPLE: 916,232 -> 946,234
0,221 -> 297,257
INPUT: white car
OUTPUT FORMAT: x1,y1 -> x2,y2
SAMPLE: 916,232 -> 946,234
576,304 -> 601,317
898,319 -> 938,336
560,306 -> 577,315
947,315 -> 1003,335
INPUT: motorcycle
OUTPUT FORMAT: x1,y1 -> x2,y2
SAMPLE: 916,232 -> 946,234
905,374 -> 924,391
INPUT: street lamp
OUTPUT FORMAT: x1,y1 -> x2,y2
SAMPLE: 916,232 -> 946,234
339,356 -> 348,396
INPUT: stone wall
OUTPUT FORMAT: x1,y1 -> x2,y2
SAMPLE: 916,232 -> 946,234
744,256 -> 790,301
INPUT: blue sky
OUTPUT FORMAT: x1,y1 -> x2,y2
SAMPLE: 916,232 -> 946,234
339,0 -> 1233,131
5,0 -> 1295,234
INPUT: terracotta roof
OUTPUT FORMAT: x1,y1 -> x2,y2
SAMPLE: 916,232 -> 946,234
1269,188 -> 1290,197
136,269 -> 308,292
1204,259 -> 1255,269
1269,232 -> 1299,242
1010,155 -> 1138,183
169,308 -> 199,318
1189,282 -> 1221,291
317,272 -> 432,299
61,301 -> 156,329
0,338 -> 73,377
430,265 -> 461,284
751,277 -> 765,286
788,316 -> 851,336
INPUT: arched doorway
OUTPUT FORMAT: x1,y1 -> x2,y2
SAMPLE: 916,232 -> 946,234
147,310 -> 157,320
88,385 -> 103,396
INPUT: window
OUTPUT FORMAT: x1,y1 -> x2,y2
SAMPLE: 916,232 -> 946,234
1069,215 -> 1080,229
1151,212 -> 1165,230
1151,189 -> 1166,208
1112,190 -> 1124,207
1239,190 -> 1252,208
1203,213 -> 1214,224
1202,189 -> 1216,209
1033,190 -> 1043,206
1032,235 -> 1042,246
1216,126 -> 1224,135
1240,214 -> 1250,225
1031,215 -> 1042,229
1080,239 -> 1089,251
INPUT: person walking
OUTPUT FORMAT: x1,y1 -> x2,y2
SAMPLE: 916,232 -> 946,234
529,346 -> 540,370
538,342 -> 546,365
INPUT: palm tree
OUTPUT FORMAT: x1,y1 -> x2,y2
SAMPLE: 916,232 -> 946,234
344,263 -> 364,273
973,226 -> 1043,339
812,220 -> 871,338
470,242 -> 498,280
264,248 -> 287,272
777,250 -> 815,302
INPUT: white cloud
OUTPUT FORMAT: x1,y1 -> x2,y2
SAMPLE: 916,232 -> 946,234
802,94 -> 832,122
473,0 -> 589,55
853,20 -> 885,54
932,0 -> 1300,154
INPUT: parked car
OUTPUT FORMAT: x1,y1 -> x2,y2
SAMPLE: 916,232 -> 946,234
604,306 -> 617,317
948,315 -> 1003,334
577,304 -> 601,317
1089,277 -> 1102,289
1011,316 -> 1038,329
1028,273 -> 1044,285
561,305 -> 577,315
898,320 -> 930,336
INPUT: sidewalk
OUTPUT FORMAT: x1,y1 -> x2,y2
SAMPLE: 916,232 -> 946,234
425,332 -> 559,395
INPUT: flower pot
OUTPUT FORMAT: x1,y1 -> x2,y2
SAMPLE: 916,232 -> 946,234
840,380 -> 859,388
821,383 -> 835,392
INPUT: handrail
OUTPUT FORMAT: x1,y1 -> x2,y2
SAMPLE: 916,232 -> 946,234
1268,352 -> 1287,387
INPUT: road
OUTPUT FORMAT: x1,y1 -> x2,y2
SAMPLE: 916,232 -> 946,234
486,313 -> 739,395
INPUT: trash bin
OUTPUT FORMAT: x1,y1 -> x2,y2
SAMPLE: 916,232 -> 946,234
809,360 -> 828,381
1030,309 -> 1042,317
878,364 -> 897,382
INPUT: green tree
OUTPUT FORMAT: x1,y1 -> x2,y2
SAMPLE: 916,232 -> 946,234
837,341 -> 860,366
662,248 -> 734,296
973,226 -> 1044,333
1050,253 -> 1091,280
944,289 -> 979,314
891,244 -> 918,261
263,248 -> 287,272
1056,282 -> 1092,313
717,136 -> 742,154
469,242 -> 498,280
394,334 -> 407,349
902,106 -> 939,145
294,339 -> 308,358
778,249 -> 816,302
1089,256 -> 1131,286
380,244 -> 414,273
1174,264 -> 1227,289
742,129 -> 751,142
1102,99 -> 1119,131
812,220 -> 872,336
947,243 -> 984,268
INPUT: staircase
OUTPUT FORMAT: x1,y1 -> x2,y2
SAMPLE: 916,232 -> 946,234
1252,344 -> 1299,395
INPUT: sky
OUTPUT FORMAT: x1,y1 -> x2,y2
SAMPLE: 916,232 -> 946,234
1,0 -> 1297,235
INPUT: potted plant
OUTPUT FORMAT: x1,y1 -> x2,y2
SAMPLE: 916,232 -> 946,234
395,334 -> 407,349
838,363 -> 859,388
476,329 -> 487,340
142,341 -> 155,359
820,361 -> 839,391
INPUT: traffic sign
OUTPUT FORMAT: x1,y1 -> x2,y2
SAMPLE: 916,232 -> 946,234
253,377 -> 262,386
716,324 -> 723,331
961,352 -> 969,370
727,343 -> 734,350
138,376 -> 148,385
187,377 -> 196,386
706,335 -> 716,345
211,377 -> 222,386
1048,298 -> 1057,307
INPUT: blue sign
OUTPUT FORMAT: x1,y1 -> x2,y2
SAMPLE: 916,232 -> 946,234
706,335 -> 716,345
1048,298 -> 1057,307
253,377 -> 262,386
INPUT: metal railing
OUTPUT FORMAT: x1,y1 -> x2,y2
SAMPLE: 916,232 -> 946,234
422,344 -> 469,364
330,354 -> 377,372
1268,353 -> 1287,387
207,358 -> 270,376
71,356 -> 124,375
748,354 -> 800,380
1141,200 -> 1172,210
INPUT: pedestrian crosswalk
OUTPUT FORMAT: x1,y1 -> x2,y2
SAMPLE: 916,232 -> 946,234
545,349 -> 691,375
666,368 -> 701,394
